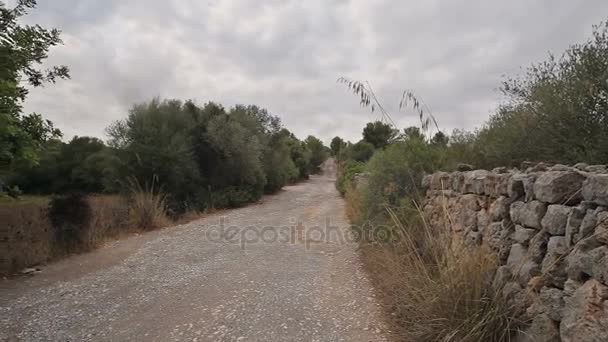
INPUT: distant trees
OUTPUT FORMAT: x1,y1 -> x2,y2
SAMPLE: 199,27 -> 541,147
0,0 -> 69,171
8,98 -> 326,213
330,136 -> 346,156
362,121 -> 399,149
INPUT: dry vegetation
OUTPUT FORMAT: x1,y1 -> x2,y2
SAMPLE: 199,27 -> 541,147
346,191 -> 523,341
0,188 -> 201,275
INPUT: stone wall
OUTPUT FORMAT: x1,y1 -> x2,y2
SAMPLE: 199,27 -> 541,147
422,163 -> 608,342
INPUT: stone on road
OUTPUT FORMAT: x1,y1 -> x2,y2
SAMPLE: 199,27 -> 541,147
0,161 -> 388,341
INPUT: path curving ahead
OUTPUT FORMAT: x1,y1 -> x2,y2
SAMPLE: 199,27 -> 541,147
1,160 -> 388,342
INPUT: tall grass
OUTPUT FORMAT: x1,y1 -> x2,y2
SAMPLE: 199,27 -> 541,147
359,205 -> 522,341
127,178 -> 169,231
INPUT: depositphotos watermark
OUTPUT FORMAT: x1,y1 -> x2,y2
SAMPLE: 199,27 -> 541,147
203,216 -> 393,249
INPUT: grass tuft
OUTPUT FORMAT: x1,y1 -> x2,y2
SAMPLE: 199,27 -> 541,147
359,205 -> 522,342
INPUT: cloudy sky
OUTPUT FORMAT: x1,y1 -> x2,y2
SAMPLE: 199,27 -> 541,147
17,0 -> 608,144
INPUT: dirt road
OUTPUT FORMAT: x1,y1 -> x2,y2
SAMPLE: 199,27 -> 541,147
0,161 -> 387,341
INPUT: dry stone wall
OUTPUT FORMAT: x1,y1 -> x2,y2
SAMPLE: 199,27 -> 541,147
422,163 -> 608,342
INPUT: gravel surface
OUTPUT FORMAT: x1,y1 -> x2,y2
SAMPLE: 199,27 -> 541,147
0,161 -> 388,341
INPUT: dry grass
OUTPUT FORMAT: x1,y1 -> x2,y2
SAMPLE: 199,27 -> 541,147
126,179 -> 169,231
359,205 -> 522,341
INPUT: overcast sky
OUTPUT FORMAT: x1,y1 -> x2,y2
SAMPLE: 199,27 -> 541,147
16,0 -> 608,144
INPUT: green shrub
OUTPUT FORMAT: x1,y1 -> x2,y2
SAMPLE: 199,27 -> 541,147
357,139 -> 444,225
336,160 -> 366,195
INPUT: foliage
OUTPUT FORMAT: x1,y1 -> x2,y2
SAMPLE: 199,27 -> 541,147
362,121 -> 399,149
330,136 -> 346,156
357,138 -> 444,225
342,141 -> 375,163
304,135 -> 328,172
335,159 -> 365,195
445,21 -> 608,168
0,0 -> 69,171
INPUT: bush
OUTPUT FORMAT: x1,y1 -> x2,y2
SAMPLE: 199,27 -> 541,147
48,193 -> 93,252
335,160 -> 365,195
210,186 -> 263,208
343,141 -> 375,162
360,208 -> 521,341
357,139 -> 444,225
127,180 -> 169,231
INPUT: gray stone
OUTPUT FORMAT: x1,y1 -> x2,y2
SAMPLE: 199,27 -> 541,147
511,200 -> 548,229
534,171 -> 587,204
493,265 -> 512,290
582,174 -> 608,206
502,281 -> 523,303
584,164 -> 608,173
490,196 -> 511,221
560,279 -> 608,342
514,225 -> 537,246
541,236 -> 568,288
430,172 -> 450,190
565,206 -> 586,247
550,164 -> 574,172
576,209 -> 599,243
563,279 -> 583,297
518,260 -> 541,285
541,205 -> 572,236
507,243 -> 527,271
589,246 -> 608,285
508,173 -> 526,200
463,170 -> 489,195
529,231 -> 551,264
596,211 -> 608,244
566,237 -> 603,282
495,173 -> 511,197
519,313 -> 560,342
465,230 -> 482,246
477,209 -> 490,233
539,287 -> 565,321
492,166 -> 509,174
573,162 -> 589,171
450,171 -> 464,192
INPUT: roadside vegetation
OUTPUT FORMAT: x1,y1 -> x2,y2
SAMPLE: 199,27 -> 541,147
0,1 -> 328,274
334,20 -> 608,341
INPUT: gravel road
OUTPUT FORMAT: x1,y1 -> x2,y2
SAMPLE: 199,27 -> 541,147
1,160 -> 388,341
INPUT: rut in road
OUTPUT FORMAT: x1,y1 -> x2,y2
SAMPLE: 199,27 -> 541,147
1,160 -> 388,341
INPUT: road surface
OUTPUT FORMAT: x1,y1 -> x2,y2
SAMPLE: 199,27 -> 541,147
0,160 -> 388,341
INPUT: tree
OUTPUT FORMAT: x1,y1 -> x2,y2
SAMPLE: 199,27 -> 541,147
430,131 -> 448,146
362,121 -> 399,149
344,141 -> 375,162
0,0 -> 69,171
305,135 -> 328,172
330,136 -> 346,156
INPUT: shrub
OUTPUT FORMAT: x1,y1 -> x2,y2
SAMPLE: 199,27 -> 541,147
335,160 -> 365,195
127,180 -> 169,231
358,139 -> 444,225
360,207 -> 522,341
210,186 -> 262,208
343,141 -> 375,162
48,193 -> 93,252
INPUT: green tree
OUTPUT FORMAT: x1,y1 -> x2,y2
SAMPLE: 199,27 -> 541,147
344,141 -> 375,162
305,135 -> 328,172
330,136 -> 346,156
0,0 -> 69,171
362,121 -> 398,149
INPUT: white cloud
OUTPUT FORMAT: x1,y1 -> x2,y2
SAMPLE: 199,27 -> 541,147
19,0 -> 608,144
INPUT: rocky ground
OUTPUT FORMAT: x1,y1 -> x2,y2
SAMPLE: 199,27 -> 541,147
0,160 -> 388,341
